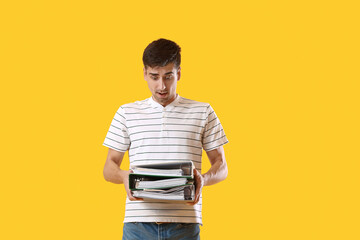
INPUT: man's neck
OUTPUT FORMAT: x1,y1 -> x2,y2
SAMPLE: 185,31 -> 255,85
152,94 -> 178,107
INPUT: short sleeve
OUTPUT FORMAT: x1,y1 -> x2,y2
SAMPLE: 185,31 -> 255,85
202,105 -> 229,152
103,106 -> 130,152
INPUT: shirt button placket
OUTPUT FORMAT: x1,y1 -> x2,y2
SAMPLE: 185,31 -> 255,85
162,108 -> 168,138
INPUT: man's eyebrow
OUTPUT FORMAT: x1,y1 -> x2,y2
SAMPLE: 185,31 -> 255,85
149,72 -> 174,75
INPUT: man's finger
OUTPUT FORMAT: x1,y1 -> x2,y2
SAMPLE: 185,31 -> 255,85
128,195 -> 143,201
187,198 -> 199,206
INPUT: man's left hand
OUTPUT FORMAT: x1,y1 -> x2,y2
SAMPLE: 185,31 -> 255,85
187,168 -> 204,205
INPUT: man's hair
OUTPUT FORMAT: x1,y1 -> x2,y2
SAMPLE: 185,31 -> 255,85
143,38 -> 181,69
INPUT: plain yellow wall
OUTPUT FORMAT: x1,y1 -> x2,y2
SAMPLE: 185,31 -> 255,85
1,1 -> 359,239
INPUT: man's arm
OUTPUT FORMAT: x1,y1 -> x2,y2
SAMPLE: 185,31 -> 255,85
203,146 -> 228,186
190,146 -> 228,205
103,148 -> 141,201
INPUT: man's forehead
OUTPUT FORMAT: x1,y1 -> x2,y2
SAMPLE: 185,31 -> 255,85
146,63 -> 179,74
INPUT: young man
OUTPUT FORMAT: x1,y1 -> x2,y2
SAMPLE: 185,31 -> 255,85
103,38 -> 228,239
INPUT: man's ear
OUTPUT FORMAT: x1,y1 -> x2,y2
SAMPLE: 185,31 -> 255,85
177,66 -> 181,81
143,67 -> 147,79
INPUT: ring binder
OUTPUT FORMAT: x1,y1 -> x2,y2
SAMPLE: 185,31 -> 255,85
129,160 -> 196,202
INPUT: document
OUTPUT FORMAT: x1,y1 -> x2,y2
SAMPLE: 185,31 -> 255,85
132,185 -> 195,201
135,178 -> 188,189
132,167 -> 184,177
130,161 -> 194,178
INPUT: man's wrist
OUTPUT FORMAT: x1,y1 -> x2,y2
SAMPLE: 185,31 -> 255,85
118,169 -> 129,184
201,173 -> 207,186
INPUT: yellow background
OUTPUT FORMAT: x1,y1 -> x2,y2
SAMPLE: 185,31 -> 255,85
1,0 -> 359,239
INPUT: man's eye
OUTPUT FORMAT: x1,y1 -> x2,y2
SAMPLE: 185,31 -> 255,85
165,75 -> 173,80
151,76 -> 158,80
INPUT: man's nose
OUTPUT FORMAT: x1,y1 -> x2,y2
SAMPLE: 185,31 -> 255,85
159,79 -> 166,90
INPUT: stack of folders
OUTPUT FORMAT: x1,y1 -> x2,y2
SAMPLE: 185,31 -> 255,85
129,161 -> 195,202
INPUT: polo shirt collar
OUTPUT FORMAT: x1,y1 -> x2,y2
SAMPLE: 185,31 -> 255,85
148,94 -> 180,109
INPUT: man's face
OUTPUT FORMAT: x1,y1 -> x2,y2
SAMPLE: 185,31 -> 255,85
144,62 -> 181,107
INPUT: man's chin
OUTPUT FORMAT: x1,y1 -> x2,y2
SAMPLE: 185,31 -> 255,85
153,96 -> 168,103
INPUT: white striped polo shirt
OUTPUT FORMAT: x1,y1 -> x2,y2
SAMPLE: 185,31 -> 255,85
103,94 -> 228,224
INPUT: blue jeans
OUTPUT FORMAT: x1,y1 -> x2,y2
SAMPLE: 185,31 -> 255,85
122,222 -> 200,240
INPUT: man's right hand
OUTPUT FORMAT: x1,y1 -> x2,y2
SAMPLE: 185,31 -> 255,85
103,149 -> 143,201
122,170 -> 143,201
